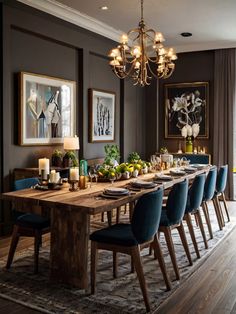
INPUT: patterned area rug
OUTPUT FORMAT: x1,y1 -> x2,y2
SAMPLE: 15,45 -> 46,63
0,205 -> 235,314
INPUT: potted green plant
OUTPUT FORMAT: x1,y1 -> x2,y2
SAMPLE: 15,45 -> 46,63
104,144 -> 120,166
63,151 -> 78,168
127,151 -> 141,164
51,149 -> 63,167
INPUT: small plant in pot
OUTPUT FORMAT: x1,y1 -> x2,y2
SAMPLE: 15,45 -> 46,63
127,151 -> 141,164
63,151 -> 78,168
104,144 -> 120,166
51,149 -> 63,167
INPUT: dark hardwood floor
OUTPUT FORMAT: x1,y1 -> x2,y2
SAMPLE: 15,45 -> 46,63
0,202 -> 236,314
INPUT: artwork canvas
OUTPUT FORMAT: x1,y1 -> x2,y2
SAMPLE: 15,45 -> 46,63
164,82 -> 209,138
89,89 -> 115,142
19,72 -> 76,145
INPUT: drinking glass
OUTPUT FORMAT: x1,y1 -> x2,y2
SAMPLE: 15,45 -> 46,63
88,166 -> 96,188
108,172 -> 116,185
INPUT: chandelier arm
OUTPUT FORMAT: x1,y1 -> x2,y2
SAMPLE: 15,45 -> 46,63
146,62 -> 158,79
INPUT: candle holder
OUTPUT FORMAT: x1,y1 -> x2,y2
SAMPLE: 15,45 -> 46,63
69,180 -> 79,192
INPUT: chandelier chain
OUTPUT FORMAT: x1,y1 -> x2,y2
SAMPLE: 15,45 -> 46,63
141,0 -> 144,21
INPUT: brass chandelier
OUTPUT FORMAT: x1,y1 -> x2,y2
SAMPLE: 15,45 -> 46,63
108,0 -> 177,87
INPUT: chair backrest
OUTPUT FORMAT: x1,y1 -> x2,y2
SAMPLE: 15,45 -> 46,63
216,165 -> 228,193
203,166 -> 217,201
131,187 -> 163,244
166,179 -> 189,224
185,174 -> 206,213
14,177 -> 39,191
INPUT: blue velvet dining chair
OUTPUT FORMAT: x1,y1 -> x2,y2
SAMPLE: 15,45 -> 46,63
6,178 -> 50,274
90,187 -> 171,313
213,165 -> 230,224
201,166 -> 219,239
183,174 -> 207,258
158,179 -> 192,281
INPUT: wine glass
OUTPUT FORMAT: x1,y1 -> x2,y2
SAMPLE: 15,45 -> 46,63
108,172 -> 116,185
88,166 -> 96,188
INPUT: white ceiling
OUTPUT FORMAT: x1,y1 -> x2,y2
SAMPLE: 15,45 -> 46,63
18,0 -> 236,53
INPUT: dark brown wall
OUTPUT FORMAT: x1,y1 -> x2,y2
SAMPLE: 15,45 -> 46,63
2,1 -> 146,178
158,50 -> 214,154
0,0 -> 146,234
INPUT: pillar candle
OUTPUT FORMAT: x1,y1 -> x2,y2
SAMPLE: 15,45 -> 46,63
38,158 -> 50,176
70,167 -> 79,181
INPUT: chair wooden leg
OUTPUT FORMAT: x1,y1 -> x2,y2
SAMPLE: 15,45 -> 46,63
177,223 -> 193,266
185,213 -> 200,259
222,192 -> 230,222
212,198 -> 223,230
124,204 -> 127,215
91,241 -> 98,294
6,225 -> 20,269
202,202 -> 213,239
153,234 -> 171,291
195,211 -> 208,249
34,230 -> 41,274
131,246 -> 151,312
129,202 -> 135,222
101,212 -> 105,222
216,196 -> 225,227
116,207 -> 121,224
113,252 -> 118,278
107,210 -> 113,226
162,227 -> 180,280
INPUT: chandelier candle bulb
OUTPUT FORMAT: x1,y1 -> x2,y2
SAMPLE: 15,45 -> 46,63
38,158 -> 50,177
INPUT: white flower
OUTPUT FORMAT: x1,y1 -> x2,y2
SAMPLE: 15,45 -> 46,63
172,96 -> 188,112
181,126 -> 187,138
192,123 -> 200,138
186,124 -> 192,136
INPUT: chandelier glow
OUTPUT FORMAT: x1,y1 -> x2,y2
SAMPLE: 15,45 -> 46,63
108,0 -> 177,87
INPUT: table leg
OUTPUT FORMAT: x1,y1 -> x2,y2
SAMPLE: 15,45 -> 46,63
50,207 -> 90,289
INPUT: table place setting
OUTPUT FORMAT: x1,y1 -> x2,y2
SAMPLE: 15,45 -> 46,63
154,173 -> 173,181
191,163 -> 210,170
169,168 -> 186,176
131,179 -> 157,189
99,187 -> 131,200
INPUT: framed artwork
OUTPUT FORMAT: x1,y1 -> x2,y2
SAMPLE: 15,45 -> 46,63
88,88 -> 116,143
19,72 -> 76,145
164,82 -> 209,138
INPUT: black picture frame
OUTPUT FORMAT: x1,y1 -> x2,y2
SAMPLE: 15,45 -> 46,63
164,82 -> 209,139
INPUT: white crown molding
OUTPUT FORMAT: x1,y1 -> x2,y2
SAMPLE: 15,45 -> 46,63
17,0 -> 122,42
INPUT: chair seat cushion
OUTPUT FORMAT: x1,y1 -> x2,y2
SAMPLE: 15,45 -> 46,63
90,223 -> 138,247
15,213 -> 50,229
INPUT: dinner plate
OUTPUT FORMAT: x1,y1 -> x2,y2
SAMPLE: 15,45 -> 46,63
154,174 -> 173,181
191,164 -> 208,170
132,180 -> 157,189
104,187 -> 129,196
169,169 -> 186,176
183,166 -> 197,173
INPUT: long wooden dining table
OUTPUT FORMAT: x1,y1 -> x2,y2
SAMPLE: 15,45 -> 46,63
1,166 -> 210,289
